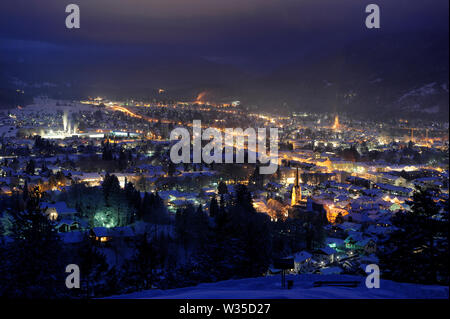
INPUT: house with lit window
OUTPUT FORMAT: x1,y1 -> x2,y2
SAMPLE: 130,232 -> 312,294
292,251 -> 313,273
41,201 -> 77,221
90,226 -> 137,245
55,219 -> 81,233
345,233 -> 377,255
325,237 -> 346,252
374,183 -> 413,197
90,227 -> 113,244
312,247 -> 337,265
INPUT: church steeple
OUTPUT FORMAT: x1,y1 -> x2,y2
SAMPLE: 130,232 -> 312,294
291,167 -> 302,206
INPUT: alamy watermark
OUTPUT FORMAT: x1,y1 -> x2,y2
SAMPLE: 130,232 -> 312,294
169,120 -> 279,174
65,264 -> 80,289
65,4 -> 380,30
65,4 -> 80,29
365,264 -> 380,288
365,4 -> 381,29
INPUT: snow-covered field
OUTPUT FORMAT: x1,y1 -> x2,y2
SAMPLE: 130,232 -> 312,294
10,98 -> 97,115
108,274 -> 449,299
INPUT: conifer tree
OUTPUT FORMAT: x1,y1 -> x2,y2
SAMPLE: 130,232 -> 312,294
380,188 -> 449,284
5,186 -> 66,297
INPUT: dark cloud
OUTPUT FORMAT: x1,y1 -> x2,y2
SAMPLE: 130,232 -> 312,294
0,0 -> 448,71
2,1 -> 447,43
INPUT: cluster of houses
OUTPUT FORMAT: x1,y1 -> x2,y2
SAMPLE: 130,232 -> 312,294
263,166 -> 448,277
268,220 -> 379,277
35,200 -> 174,248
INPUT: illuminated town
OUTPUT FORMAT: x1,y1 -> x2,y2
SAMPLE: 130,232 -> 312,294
1,93 -> 448,296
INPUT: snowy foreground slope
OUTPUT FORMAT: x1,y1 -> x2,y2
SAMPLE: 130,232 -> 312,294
108,275 -> 449,299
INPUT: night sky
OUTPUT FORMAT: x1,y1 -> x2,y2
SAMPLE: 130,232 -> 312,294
0,0 -> 448,110
1,0 -> 447,70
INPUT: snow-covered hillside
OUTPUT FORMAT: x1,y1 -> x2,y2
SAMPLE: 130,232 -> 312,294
108,274 -> 448,299
10,97 -> 98,115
